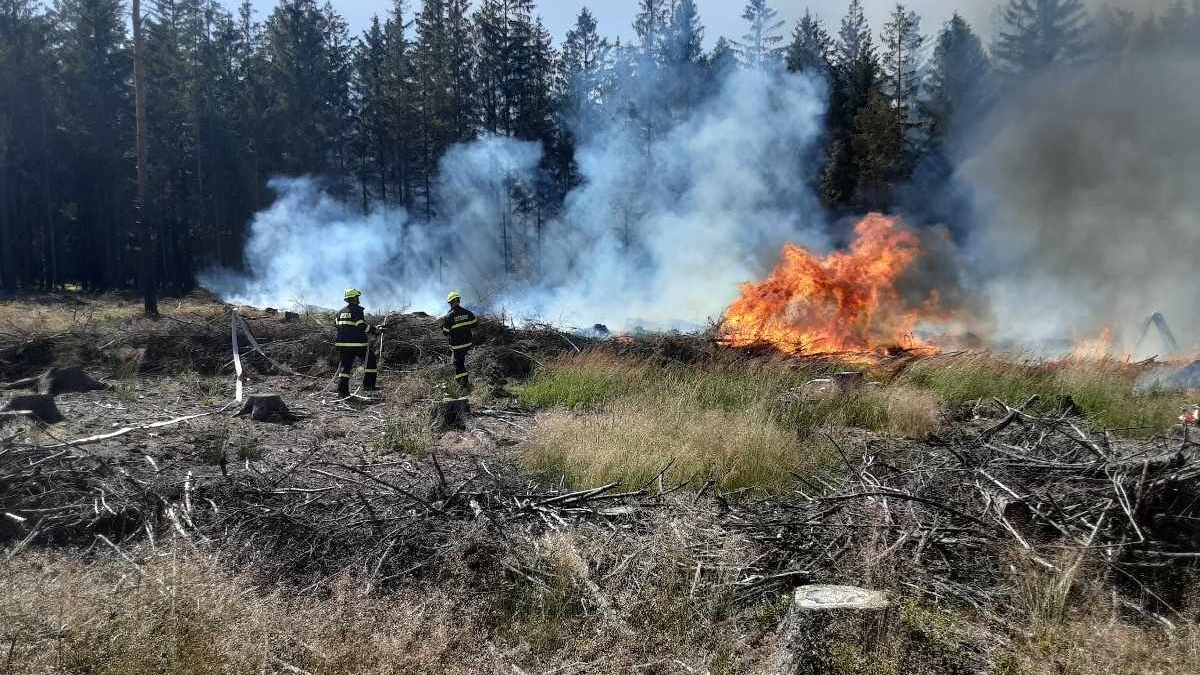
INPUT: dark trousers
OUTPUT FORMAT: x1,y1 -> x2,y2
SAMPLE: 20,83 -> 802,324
453,347 -> 470,388
338,346 -> 378,396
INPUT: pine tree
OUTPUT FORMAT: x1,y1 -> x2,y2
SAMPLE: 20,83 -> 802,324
995,0 -> 1090,72
821,0 -> 879,208
736,0 -> 785,70
852,90 -> 902,201
879,4 -> 924,124
383,0 -> 417,206
473,0 -> 538,137
557,8 -> 611,137
633,0 -> 669,61
354,16 -> 391,208
786,9 -> 832,76
555,8 -> 611,192
0,0 -> 59,289
663,0 -> 704,69
1093,6 -> 1136,58
261,0 -> 353,175
662,0 -> 705,116
52,0 -> 132,288
836,0 -> 871,68
707,35 -> 737,77
924,13 -> 989,143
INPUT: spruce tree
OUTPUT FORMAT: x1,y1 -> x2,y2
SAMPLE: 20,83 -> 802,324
786,9 -> 832,76
737,0 -> 785,70
924,13 -> 989,143
880,4 -> 924,124
995,0 -> 1090,72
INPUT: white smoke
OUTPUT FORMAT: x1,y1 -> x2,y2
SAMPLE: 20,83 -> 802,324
202,66 -> 829,330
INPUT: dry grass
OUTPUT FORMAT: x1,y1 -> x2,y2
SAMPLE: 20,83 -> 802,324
0,548 -> 490,675
519,352 -> 941,489
902,354 -> 1191,434
526,399 -> 831,490
997,611 -> 1200,675
0,521 -> 767,674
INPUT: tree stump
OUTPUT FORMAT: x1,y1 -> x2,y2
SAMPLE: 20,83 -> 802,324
235,394 -> 293,423
776,585 -> 890,675
431,397 -> 470,432
833,372 -> 866,392
2,367 -> 107,396
1,394 -> 65,424
283,311 -> 300,323
39,367 -> 107,396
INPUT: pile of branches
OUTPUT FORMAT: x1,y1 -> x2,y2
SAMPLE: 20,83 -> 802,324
0,439 -> 659,586
729,397 -> 1200,623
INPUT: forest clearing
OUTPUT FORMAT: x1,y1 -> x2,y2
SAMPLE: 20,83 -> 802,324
2,293 -> 1199,674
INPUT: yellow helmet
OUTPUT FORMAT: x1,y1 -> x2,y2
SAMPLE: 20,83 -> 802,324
344,288 -> 362,300
446,291 -> 462,303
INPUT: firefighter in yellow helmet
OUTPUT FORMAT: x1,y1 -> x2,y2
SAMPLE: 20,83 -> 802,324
335,288 -> 381,397
441,291 -> 477,390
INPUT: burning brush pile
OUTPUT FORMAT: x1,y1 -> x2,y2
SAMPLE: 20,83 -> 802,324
719,214 -> 955,360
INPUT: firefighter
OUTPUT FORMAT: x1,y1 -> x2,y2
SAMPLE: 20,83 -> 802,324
335,288 -> 381,397
441,291 -> 477,390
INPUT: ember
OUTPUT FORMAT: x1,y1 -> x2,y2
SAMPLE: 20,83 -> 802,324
720,214 -> 942,357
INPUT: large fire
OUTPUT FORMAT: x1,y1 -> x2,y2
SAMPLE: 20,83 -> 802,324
720,213 -> 941,357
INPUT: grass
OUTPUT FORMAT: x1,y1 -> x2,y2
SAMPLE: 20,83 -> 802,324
519,350 -> 1193,490
519,352 -> 939,490
901,354 -> 1190,433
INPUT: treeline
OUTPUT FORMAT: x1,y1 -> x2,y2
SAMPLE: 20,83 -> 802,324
1,0 -> 1198,294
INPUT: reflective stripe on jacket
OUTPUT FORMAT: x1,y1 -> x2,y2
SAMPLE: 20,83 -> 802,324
336,303 -> 370,347
441,306 -> 477,351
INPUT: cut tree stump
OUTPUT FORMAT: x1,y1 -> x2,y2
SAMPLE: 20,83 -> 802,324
832,371 -> 866,391
1,394 -> 65,424
2,366 -> 107,396
431,397 -> 470,432
776,585 -> 890,675
283,311 -> 300,323
235,394 -> 294,423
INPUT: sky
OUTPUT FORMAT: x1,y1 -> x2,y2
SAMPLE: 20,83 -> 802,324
233,1 -> 1000,48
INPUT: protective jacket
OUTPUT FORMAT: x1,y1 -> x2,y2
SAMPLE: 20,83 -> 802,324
442,306 -> 477,351
336,304 -> 371,347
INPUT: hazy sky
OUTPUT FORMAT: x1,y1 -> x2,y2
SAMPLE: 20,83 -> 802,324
234,1 -> 1000,47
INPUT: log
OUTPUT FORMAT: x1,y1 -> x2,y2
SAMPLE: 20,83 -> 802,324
235,394 -> 293,423
776,585 -> 890,675
431,397 -> 470,432
1,394 -> 65,424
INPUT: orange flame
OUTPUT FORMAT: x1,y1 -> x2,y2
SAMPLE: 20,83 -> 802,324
720,213 -> 940,357
1070,327 -> 1115,360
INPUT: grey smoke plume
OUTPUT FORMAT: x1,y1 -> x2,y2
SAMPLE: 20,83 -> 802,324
957,56 -> 1200,355
202,67 -> 829,329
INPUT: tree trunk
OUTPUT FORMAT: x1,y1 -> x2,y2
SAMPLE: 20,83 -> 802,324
776,585 -> 890,675
133,0 -> 158,317
236,394 -> 294,423
430,397 -> 470,432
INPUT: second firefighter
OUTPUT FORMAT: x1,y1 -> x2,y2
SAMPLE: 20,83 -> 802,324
336,288 -> 382,397
442,291 -> 476,390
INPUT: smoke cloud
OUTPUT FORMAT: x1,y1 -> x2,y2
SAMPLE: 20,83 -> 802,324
956,56 -> 1200,354
203,67 -> 829,329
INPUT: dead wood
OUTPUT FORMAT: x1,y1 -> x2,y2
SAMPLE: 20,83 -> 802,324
431,397 -> 470,432
236,394 -> 294,423
1,394 -> 63,424
776,585 -> 890,675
